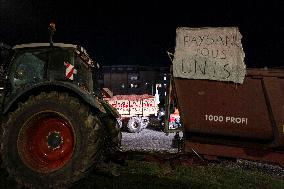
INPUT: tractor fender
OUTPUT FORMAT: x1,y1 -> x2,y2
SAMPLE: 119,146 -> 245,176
99,99 -> 120,118
3,81 -> 106,114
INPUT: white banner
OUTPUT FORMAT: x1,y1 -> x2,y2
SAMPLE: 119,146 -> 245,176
173,27 -> 246,84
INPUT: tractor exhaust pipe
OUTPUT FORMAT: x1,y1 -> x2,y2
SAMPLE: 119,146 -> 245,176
48,22 -> 56,46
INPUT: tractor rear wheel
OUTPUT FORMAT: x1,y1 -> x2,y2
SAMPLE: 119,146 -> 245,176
1,91 -> 104,188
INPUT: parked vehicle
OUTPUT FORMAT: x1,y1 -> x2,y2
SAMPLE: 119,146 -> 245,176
105,94 -> 159,132
164,27 -> 284,167
0,24 -> 121,188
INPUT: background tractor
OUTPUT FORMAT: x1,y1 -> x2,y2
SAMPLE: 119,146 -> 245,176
0,39 -> 121,188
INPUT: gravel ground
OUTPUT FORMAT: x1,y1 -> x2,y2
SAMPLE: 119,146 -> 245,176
121,127 -> 284,178
121,127 -> 181,153
236,159 -> 284,178
209,159 -> 284,178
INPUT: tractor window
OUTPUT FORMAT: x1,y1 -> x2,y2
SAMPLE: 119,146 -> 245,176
13,51 -> 47,87
49,49 -> 73,80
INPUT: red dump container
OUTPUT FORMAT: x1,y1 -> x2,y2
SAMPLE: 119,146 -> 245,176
174,68 -> 284,148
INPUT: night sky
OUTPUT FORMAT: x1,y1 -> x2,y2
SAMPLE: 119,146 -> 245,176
0,0 -> 283,68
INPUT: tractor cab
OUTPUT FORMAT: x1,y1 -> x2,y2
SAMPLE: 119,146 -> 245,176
1,43 -> 101,114
10,43 -> 98,93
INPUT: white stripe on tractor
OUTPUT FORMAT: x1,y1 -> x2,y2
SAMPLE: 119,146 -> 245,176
64,61 -> 77,80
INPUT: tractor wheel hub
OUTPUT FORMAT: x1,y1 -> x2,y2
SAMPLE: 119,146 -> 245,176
47,132 -> 63,149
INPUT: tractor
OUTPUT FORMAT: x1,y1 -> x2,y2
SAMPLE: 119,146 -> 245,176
0,25 -> 121,188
